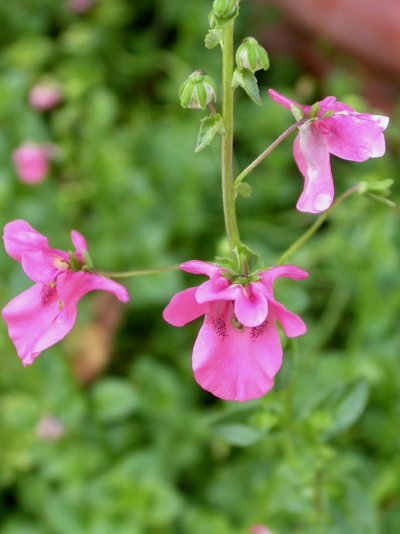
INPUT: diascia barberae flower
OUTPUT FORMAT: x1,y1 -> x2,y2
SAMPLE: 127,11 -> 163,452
163,260 -> 308,402
2,220 -> 129,366
268,89 -> 389,213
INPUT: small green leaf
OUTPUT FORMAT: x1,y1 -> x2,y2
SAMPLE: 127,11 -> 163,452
232,68 -> 261,105
234,242 -> 259,271
205,29 -> 222,49
235,182 -> 252,198
195,113 -> 225,153
213,423 -> 262,447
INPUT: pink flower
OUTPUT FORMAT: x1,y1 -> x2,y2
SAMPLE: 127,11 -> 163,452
250,525 -> 274,534
29,82 -> 62,111
12,143 -> 50,184
66,0 -> 94,13
163,260 -> 308,402
268,88 -> 389,213
2,220 -> 129,366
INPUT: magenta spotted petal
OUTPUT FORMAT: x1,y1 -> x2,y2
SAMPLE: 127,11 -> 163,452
268,88 -> 389,213
163,260 -> 308,402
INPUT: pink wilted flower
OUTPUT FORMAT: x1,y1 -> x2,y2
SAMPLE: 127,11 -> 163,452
2,220 -> 129,366
12,143 -> 50,184
29,82 -> 62,111
163,260 -> 307,402
268,88 -> 389,213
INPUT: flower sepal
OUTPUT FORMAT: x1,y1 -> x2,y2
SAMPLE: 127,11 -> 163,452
232,68 -> 261,105
236,37 -> 269,73
179,71 -> 217,110
209,0 -> 240,28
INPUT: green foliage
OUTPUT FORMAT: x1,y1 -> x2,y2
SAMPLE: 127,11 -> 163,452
0,1 -> 399,533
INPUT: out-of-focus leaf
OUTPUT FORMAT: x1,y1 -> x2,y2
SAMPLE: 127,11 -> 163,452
91,378 -> 138,423
213,423 -> 263,446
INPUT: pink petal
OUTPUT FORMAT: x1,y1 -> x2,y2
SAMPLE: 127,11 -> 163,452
3,220 -> 63,283
233,283 -> 268,328
4,220 -> 49,262
293,128 -> 334,213
323,113 -> 389,162
270,300 -> 306,338
268,88 -> 302,112
163,287 -> 208,327
195,279 -> 241,304
318,96 -> 342,111
192,303 -> 282,402
2,283 -> 75,366
70,230 -> 88,254
180,260 -> 222,278
260,265 -> 309,289
56,271 -> 129,322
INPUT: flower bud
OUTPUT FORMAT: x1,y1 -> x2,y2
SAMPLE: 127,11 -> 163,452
209,0 -> 239,27
29,81 -> 63,111
12,143 -> 50,184
179,71 -> 217,110
236,37 -> 269,73
212,0 -> 238,19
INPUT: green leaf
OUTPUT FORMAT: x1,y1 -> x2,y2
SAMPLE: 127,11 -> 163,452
235,182 -> 252,198
195,113 -> 225,153
232,68 -> 261,105
213,423 -> 262,447
322,379 -> 370,437
362,178 -> 394,192
204,29 -> 222,49
91,378 -> 138,423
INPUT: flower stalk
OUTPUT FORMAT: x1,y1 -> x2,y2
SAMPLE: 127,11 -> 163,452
220,20 -> 242,263
276,184 -> 361,265
98,265 -> 180,279
234,118 -> 307,188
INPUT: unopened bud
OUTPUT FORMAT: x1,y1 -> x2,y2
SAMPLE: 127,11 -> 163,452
179,71 -> 217,110
212,0 -> 238,18
236,37 -> 269,73
209,0 -> 239,28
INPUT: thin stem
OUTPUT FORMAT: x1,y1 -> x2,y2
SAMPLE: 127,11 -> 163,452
221,20 -> 241,253
235,118 -> 307,187
97,265 -> 180,279
276,185 -> 360,265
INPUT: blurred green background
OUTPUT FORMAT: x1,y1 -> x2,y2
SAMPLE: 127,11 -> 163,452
0,1 -> 399,533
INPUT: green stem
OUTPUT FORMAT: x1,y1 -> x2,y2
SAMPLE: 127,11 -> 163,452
97,265 -> 180,279
276,185 -> 360,265
221,20 -> 242,256
234,118 -> 307,187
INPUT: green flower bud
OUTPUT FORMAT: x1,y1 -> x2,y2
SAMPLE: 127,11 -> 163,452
236,37 -> 269,73
179,71 -> 217,110
209,0 -> 239,28
212,0 -> 238,19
